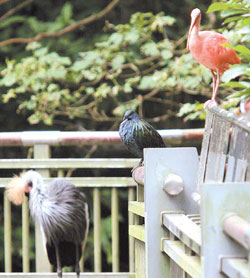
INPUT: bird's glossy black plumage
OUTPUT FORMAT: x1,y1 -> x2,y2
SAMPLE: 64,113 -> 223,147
119,110 -> 165,161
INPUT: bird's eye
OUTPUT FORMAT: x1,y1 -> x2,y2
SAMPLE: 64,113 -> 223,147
27,181 -> 33,187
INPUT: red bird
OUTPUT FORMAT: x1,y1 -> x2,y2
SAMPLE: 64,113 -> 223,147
187,8 -> 241,108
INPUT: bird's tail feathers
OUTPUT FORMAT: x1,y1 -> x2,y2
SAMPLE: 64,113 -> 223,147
6,173 -> 26,205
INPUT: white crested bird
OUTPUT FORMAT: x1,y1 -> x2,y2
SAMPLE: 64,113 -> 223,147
6,170 -> 89,278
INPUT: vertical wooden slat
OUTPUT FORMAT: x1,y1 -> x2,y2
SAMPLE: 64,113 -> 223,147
205,116 -> 231,182
22,197 -> 30,272
57,169 -> 64,177
93,188 -> 101,272
197,111 -> 214,191
4,192 -> 11,272
169,233 -> 183,278
226,127 -> 250,182
33,144 -> 52,272
111,188 -> 119,272
128,187 -> 135,272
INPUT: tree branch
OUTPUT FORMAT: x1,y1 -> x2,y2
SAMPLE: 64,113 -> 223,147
0,0 -> 33,23
0,0 -> 120,48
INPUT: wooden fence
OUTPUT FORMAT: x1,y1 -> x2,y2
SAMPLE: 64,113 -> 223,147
0,129 -> 203,277
130,106 -> 250,278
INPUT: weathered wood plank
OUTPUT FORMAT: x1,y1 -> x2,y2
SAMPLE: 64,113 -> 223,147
93,188 -> 102,272
129,225 -> 145,243
205,116 -> 231,182
225,126 -> 250,182
22,198 -> 30,272
221,257 -> 250,278
162,239 -> 201,278
162,213 -> 201,255
0,273 -> 135,278
197,110 -> 214,191
0,158 -> 139,169
112,188 -> 120,272
128,188 -> 135,273
135,240 -> 145,278
34,145 -> 51,272
4,192 -> 11,272
128,202 -> 145,218
0,177 -> 136,188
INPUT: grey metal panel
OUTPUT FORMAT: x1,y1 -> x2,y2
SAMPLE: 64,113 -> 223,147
201,182 -> 250,278
144,147 -> 199,278
205,116 -> 231,183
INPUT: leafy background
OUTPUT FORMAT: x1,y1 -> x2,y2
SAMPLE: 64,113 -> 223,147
0,0 -> 249,272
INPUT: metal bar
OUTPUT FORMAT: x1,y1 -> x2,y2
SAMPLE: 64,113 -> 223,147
0,177 -> 136,189
112,188 -> 119,272
0,158 -> 139,169
222,214 -> 250,251
93,188 -> 102,272
4,192 -> 11,272
0,129 -> 203,146
221,257 -> 250,278
128,188 -> 135,273
0,273 -> 135,278
22,197 -> 30,272
34,145 -> 52,272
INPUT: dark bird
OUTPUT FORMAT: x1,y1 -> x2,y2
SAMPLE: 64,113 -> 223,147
119,110 -> 165,164
6,170 -> 89,278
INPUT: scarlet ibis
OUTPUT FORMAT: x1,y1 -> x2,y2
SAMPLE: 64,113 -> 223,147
6,170 -> 89,278
186,8 -> 241,108
119,110 -> 165,165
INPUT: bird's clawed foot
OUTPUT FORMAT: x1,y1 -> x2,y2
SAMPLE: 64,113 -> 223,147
203,99 -> 218,109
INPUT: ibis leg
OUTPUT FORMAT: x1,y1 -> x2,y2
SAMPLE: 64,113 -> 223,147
55,244 -> 62,278
75,244 -> 80,278
204,70 -> 219,109
211,69 -> 220,101
210,70 -> 216,94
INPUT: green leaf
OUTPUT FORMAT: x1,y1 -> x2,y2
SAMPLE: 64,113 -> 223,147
111,55 -> 125,70
61,2 -> 73,22
161,50 -> 173,60
0,16 -> 26,29
222,64 -> 250,82
141,41 -> 160,56
207,2 -> 244,13
222,81 -> 249,88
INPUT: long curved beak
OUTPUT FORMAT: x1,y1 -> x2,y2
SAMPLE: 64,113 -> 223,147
186,16 -> 197,50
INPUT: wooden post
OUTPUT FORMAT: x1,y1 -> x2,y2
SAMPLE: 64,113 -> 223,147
4,192 -> 12,272
33,144 -> 52,272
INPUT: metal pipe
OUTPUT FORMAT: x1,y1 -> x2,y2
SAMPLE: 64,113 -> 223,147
222,214 -> 250,250
0,129 -> 203,146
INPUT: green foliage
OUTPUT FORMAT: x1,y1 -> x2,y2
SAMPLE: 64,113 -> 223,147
180,0 -> 250,120
0,12 -> 212,127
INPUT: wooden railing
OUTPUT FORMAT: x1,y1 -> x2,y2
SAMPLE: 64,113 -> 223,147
130,106 -> 250,278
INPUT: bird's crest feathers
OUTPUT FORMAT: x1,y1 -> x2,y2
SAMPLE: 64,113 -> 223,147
6,173 -> 26,205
